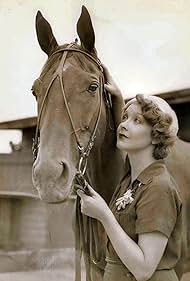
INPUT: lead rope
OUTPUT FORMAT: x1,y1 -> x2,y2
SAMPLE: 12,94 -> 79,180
75,196 -> 83,281
74,81 -> 103,281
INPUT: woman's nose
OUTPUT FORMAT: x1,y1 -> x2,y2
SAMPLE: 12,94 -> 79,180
121,120 -> 129,130
120,123 -> 129,132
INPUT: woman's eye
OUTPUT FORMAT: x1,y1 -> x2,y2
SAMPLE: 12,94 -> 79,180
88,83 -> 99,93
134,118 -> 141,124
122,114 -> 128,121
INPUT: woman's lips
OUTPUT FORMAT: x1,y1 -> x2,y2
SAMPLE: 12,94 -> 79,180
118,133 -> 129,139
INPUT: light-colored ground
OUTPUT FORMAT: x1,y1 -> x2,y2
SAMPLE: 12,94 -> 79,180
0,270 -> 75,281
0,248 -> 189,281
0,248 -> 86,281
0,270 -> 189,281
0,272 -> 189,281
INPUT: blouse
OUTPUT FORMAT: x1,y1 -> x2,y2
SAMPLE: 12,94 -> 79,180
107,159 -> 183,270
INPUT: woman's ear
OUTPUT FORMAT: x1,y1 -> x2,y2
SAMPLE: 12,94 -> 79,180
151,139 -> 160,145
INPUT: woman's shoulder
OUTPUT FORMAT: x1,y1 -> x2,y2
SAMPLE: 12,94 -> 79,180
137,160 -> 176,193
152,166 -> 180,192
135,164 -> 183,237
143,166 -> 182,208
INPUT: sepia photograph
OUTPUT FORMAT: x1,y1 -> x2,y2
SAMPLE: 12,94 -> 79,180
0,1 -> 190,280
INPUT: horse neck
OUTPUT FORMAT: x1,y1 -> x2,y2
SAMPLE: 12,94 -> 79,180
86,105 -> 124,203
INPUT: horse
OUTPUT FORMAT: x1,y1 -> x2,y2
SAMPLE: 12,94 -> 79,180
31,6 -> 190,281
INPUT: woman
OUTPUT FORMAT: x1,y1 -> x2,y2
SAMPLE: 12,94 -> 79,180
77,67 -> 183,281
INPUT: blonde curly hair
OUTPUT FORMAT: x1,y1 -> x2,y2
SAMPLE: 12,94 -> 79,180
124,94 -> 179,159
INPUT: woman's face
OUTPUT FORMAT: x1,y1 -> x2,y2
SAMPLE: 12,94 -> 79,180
117,102 -> 153,153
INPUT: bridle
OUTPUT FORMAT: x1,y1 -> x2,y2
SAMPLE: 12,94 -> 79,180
32,43 -> 110,281
32,43 -> 104,176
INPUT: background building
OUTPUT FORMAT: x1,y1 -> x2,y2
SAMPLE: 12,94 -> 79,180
0,117 -> 75,272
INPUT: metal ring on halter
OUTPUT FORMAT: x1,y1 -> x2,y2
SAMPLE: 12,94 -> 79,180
78,156 -> 88,175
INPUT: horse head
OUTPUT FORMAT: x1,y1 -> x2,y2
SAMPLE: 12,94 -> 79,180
32,6 -> 110,203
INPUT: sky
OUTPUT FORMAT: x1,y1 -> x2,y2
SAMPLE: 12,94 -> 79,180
1,0 -> 190,152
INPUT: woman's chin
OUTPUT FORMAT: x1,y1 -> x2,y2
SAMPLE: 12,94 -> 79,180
116,139 -> 129,151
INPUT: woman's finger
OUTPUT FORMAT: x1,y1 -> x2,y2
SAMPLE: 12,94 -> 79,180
76,189 -> 85,198
86,184 -> 97,196
104,83 -> 112,92
102,64 -> 113,82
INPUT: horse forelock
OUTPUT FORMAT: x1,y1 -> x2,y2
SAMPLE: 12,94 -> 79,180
39,44 -> 68,80
38,43 -> 100,82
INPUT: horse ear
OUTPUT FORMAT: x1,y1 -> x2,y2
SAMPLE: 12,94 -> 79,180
77,6 -> 95,52
35,11 -> 58,56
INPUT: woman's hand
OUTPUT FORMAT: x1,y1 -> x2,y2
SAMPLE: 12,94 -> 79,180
76,184 -> 111,222
103,64 -> 125,127
103,64 -> 122,98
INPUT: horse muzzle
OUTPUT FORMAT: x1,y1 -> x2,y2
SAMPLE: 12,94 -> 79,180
32,158 -> 75,203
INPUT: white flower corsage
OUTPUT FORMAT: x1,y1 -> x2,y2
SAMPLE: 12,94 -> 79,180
116,189 -> 134,210
116,182 -> 143,210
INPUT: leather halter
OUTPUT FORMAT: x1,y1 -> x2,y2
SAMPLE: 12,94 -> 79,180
32,43 -> 104,175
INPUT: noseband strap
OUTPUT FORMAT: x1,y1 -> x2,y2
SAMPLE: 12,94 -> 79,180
33,43 -> 104,175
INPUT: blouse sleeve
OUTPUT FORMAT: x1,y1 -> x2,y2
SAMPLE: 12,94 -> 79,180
135,180 -> 181,238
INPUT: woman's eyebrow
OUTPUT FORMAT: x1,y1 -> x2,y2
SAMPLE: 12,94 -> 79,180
124,107 -> 144,117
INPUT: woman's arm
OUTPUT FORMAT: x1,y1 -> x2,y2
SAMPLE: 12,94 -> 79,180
102,209 -> 168,281
103,65 -> 125,128
77,185 -> 168,281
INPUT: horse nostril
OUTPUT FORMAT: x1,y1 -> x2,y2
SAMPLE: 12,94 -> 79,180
59,161 -> 69,183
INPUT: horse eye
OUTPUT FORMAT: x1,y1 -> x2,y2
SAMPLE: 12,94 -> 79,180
31,88 -> 37,99
88,83 -> 99,93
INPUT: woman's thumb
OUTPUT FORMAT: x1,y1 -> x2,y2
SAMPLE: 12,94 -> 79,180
104,83 -> 113,94
86,184 -> 97,196
76,189 -> 85,198
102,64 -> 113,81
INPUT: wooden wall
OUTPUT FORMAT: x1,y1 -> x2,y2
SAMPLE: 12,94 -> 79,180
0,126 -> 75,272
171,102 -> 190,142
